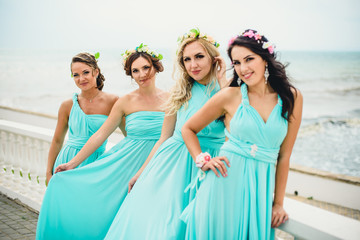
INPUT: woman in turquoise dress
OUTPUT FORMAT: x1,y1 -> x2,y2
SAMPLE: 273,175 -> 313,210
36,45 -> 168,240
181,29 -> 303,239
104,29 -> 228,240
46,52 -> 118,185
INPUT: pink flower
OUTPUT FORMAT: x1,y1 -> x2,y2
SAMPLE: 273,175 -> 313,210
195,152 -> 211,168
268,45 -> 274,54
243,30 -> 255,38
228,36 -> 237,46
255,34 -> 261,40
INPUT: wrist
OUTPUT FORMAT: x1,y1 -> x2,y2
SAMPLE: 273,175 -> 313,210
273,200 -> 284,207
68,161 -> 77,169
195,152 -> 211,168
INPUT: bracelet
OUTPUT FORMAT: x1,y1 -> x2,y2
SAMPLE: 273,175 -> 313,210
195,152 -> 211,168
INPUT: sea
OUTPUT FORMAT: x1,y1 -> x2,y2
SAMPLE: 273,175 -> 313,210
1,49 -> 360,177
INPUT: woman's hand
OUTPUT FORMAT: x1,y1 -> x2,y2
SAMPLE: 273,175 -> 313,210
214,56 -> 227,86
54,162 -> 74,174
201,156 -> 230,177
128,174 -> 139,193
271,203 -> 289,228
46,172 -> 52,186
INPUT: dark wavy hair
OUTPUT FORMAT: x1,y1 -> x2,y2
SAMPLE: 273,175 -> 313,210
71,53 -> 105,90
124,52 -> 164,77
227,29 -> 296,120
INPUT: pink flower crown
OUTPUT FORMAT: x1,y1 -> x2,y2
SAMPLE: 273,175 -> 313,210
228,30 -> 275,54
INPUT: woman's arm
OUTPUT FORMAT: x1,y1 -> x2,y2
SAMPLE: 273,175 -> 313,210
54,98 -> 125,173
46,100 -> 71,185
119,116 -> 127,137
272,89 -> 303,228
182,88 -> 233,177
128,112 -> 176,192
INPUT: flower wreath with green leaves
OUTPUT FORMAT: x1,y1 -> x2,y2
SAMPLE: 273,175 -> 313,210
121,43 -> 163,65
177,28 -> 220,48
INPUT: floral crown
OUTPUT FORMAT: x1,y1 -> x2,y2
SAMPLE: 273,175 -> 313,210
121,43 -> 163,65
177,28 -> 220,48
228,30 -> 275,54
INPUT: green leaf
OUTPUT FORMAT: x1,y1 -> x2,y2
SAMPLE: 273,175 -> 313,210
139,43 -> 143,48
158,54 -> 163,60
94,52 -> 100,59
71,73 -> 73,78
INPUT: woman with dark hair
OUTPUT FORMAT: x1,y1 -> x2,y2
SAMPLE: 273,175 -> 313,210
36,44 -> 168,240
46,52 -> 118,184
181,29 -> 303,239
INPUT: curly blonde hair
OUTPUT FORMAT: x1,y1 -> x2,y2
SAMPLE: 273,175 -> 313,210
166,38 -> 220,115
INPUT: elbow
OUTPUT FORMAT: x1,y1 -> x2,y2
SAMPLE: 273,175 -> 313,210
181,123 -> 196,140
181,124 -> 190,139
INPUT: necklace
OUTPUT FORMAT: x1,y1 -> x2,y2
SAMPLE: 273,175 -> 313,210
81,91 -> 100,103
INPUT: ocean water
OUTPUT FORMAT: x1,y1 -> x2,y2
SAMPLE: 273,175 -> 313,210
1,49 -> 360,177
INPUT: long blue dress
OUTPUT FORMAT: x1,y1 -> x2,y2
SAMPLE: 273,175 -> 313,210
181,84 -> 288,240
36,111 -> 164,240
53,93 -> 108,171
105,81 -> 225,240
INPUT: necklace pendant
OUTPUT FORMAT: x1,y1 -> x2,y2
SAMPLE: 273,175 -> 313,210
90,99 -> 92,103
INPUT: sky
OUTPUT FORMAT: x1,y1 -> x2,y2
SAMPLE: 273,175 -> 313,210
0,0 -> 360,53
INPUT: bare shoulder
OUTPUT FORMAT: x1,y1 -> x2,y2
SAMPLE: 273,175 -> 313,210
157,89 -> 170,100
59,98 -> 73,114
102,92 -> 119,105
121,90 -> 137,102
291,87 -> 303,102
217,86 -> 241,100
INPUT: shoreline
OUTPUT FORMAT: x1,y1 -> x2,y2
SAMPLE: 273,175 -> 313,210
1,105 -> 359,184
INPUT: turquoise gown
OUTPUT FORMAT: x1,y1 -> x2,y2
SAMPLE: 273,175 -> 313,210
181,84 -> 288,240
36,111 -> 165,240
53,93 -> 108,171
104,81 -> 225,240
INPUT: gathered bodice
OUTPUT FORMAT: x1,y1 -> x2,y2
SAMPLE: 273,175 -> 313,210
67,93 -> 108,151
222,84 -> 288,164
172,81 -> 225,147
125,111 -> 165,140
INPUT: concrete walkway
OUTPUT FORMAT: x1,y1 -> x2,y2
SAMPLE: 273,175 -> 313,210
0,193 -> 38,240
1,191 -> 359,239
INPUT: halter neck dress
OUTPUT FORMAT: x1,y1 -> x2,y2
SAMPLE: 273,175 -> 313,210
182,83 -> 288,240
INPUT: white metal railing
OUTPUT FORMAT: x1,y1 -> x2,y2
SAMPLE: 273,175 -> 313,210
0,119 -> 359,239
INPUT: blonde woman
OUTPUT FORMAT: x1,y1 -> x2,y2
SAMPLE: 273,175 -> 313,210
104,28 -> 227,240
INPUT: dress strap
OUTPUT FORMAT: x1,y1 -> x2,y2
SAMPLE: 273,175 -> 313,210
277,94 -> 283,106
72,93 -> 81,110
72,93 -> 78,103
240,84 -> 249,106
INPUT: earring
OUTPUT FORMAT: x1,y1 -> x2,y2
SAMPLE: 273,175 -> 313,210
264,65 -> 269,84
